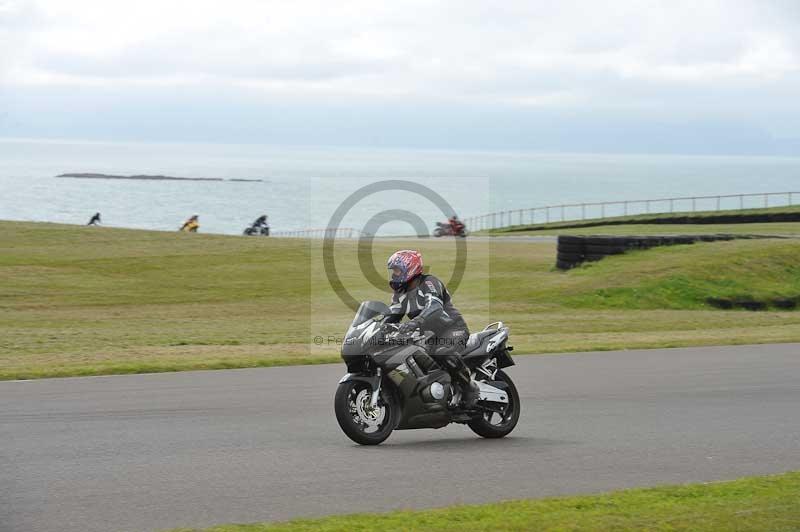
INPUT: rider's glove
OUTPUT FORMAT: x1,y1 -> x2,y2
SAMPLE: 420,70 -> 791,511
398,319 -> 422,335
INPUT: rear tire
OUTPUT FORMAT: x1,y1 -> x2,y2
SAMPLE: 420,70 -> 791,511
468,370 -> 520,438
335,380 -> 399,445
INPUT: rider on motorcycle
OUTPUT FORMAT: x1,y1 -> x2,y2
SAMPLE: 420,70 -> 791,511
384,250 -> 480,407
448,215 -> 465,235
180,215 -> 199,232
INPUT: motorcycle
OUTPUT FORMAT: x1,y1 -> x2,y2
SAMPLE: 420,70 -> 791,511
433,221 -> 468,237
243,224 -> 270,236
334,301 -> 520,445
179,220 -> 199,232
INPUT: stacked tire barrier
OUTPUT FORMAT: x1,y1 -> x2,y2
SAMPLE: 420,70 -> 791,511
705,296 -> 800,311
556,234 -> 748,270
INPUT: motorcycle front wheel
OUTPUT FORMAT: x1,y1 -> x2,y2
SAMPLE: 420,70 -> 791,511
433,227 -> 444,237
467,370 -> 520,438
334,380 -> 399,445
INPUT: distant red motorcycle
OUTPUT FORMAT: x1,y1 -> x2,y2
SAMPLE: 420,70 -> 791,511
433,220 -> 468,237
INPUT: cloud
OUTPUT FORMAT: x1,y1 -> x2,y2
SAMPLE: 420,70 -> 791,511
0,0 -> 41,81
8,1 -> 798,91
1,0 -> 799,151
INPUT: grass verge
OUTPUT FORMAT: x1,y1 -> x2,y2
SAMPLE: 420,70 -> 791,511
169,471 -> 800,531
2,221 -> 800,380
479,205 -> 800,235
501,222 -> 800,236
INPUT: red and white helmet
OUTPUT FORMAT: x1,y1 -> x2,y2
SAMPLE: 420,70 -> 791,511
387,250 -> 423,291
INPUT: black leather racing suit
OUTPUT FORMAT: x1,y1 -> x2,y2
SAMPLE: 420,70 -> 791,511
385,274 -> 472,388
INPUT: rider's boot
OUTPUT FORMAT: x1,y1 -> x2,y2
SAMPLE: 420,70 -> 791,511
441,354 -> 479,409
460,379 -> 480,409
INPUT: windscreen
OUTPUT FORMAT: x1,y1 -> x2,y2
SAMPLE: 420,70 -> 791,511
350,300 -> 391,328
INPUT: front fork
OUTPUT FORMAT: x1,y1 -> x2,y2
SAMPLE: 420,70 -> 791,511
338,368 -> 383,409
370,367 -> 382,409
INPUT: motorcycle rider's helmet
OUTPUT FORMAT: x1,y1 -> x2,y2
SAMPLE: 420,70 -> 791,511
387,250 -> 423,292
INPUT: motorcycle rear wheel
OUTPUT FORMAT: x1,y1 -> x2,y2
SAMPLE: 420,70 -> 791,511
335,380 -> 399,445
467,370 -> 520,438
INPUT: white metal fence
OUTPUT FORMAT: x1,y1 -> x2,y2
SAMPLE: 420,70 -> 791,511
270,228 -> 358,239
268,191 -> 800,238
462,191 -> 800,231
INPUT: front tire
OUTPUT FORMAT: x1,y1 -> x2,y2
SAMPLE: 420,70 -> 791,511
468,370 -> 520,438
433,227 -> 444,237
334,379 -> 399,445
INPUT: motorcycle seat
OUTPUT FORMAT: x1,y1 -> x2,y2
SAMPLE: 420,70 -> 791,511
461,330 -> 497,356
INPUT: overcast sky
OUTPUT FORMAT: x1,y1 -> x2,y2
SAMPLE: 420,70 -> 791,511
2,0 -> 799,154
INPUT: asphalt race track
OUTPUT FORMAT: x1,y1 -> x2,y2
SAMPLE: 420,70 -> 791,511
2,344 -> 799,532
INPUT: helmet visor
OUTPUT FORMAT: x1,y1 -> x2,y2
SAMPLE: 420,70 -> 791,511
389,266 -> 403,281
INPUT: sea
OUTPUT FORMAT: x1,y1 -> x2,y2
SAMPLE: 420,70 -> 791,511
1,138 -> 799,236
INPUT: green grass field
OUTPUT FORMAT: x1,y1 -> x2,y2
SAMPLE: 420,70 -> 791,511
170,471 -> 800,531
2,221 -> 800,380
505,221 -> 800,236
479,205 -> 800,236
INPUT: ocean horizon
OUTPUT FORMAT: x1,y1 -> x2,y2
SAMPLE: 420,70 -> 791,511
2,137 -> 799,236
